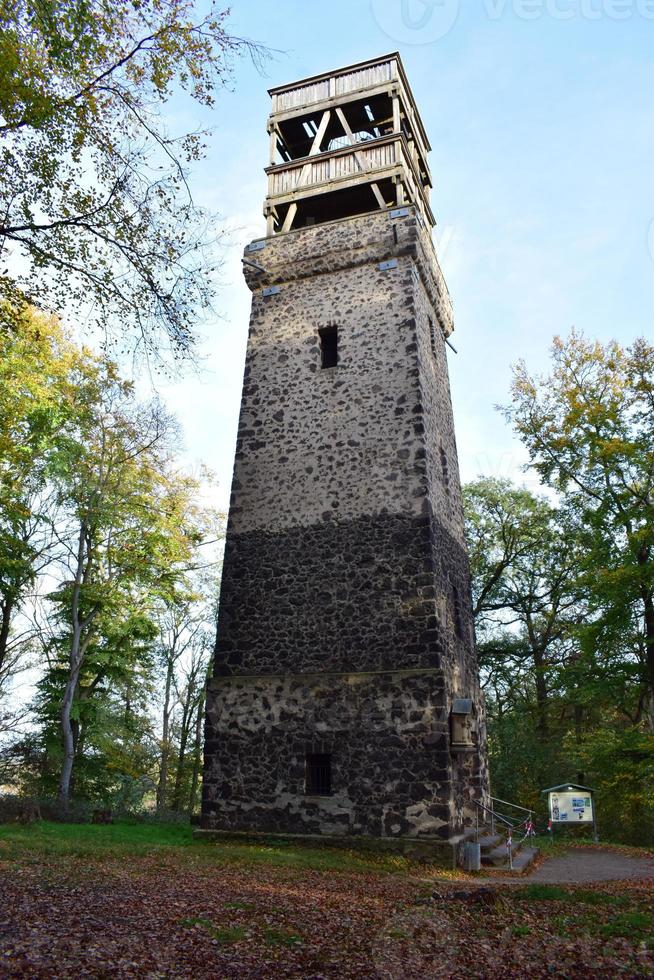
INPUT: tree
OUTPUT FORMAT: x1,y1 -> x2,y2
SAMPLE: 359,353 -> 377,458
0,291 -> 93,688
506,333 -> 654,729
46,372 -> 203,802
0,2 -> 264,355
154,598 -> 204,812
465,479 -> 582,737
154,563 -> 219,815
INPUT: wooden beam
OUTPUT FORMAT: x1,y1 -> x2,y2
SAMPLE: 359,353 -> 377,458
335,106 -> 367,172
269,82 -> 395,126
371,182 -> 386,210
281,202 -> 297,233
309,110 -> 331,155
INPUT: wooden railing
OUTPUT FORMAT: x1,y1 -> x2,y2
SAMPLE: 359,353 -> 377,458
267,138 -> 399,197
273,58 -> 396,112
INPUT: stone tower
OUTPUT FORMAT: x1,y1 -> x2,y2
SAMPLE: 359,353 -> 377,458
201,54 -> 489,850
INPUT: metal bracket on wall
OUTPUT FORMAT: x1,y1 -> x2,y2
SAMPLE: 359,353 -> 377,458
379,259 -> 398,271
262,285 -> 280,297
247,241 -> 266,252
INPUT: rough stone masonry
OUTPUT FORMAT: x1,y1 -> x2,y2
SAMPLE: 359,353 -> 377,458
200,204 -> 490,845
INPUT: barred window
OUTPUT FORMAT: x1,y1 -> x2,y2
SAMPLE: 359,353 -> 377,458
305,753 -> 332,795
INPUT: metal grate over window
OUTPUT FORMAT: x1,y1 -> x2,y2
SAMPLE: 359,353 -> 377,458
305,753 -> 332,795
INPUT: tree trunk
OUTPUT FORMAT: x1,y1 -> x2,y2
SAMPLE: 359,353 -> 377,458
188,685 -> 206,816
59,523 -> 94,804
59,640 -> 83,804
0,597 -> 13,679
642,589 -> 654,731
156,658 -> 174,811
171,688 -> 193,811
531,645 -> 549,738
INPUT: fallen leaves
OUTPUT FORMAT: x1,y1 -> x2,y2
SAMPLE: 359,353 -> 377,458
0,845 -> 652,978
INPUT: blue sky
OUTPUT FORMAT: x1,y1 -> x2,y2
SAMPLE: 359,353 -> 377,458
154,0 -> 654,508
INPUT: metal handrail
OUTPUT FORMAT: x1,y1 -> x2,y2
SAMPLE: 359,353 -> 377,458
473,800 -> 513,830
491,796 -> 534,817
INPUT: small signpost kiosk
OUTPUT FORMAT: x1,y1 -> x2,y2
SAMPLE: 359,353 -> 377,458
542,783 -> 598,842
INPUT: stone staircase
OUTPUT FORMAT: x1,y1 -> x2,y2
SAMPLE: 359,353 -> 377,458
476,831 -> 539,873
462,797 -> 541,873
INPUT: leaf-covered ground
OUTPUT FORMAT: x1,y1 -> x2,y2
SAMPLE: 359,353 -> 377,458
0,823 -> 652,978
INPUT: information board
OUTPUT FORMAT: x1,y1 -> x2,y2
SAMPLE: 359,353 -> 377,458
548,791 -> 593,823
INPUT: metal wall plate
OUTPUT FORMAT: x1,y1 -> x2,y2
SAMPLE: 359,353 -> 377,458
262,285 -> 280,297
389,207 -> 410,218
378,259 -> 398,271
452,698 -> 473,715
247,240 -> 266,252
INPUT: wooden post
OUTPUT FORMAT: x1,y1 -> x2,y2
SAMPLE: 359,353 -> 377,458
392,94 -> 400,134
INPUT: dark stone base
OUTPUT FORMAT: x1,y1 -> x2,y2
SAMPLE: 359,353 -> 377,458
215,512 -> 475,676
201,669 -> 473,840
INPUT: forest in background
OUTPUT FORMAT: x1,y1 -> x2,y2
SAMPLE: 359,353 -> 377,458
1,294 -> 652,844
0,292 -> 223,816
467,332 -> 654,844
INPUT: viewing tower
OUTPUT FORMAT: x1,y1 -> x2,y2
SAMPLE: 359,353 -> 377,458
201,54 -> 489,853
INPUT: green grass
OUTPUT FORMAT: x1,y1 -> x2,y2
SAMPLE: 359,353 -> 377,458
597,911 -> 653,941
263,927 -> 303,947
516,883 -> 629,906
180,917 -> 247,945
0,819 -> 192,857
0,820 -> 411,874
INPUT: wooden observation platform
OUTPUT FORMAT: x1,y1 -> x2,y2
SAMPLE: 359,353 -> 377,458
264,53 -> 434,236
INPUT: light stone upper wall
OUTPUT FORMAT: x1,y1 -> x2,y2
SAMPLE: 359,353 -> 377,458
229,209 -> 454,536
230,258 -> 423,534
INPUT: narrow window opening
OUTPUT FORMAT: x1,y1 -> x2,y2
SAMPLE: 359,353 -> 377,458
428,317 -> 438,359
450,583 -> 464,640
319,326 -> 338,369
305,753 -> 332,795
440,445 -> 450,494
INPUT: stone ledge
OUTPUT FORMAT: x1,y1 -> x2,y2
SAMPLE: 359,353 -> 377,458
241,207 -> 453,335
208,666 -> 442,687
193,827 -> 460,867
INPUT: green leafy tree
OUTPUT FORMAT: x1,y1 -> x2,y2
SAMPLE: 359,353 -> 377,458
506,333 -> 654,729
0,1 -> 264,354
46,372 -> 204,802
464,478 -> 582,741
0,291 -> 96,686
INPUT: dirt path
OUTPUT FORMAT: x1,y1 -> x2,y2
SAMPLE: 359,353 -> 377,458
527,847 -> 654,883
490,847 -> 654,885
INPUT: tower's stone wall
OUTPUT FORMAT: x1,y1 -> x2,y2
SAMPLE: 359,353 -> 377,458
202,207 -> 489,840
204,670 -> 454,838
